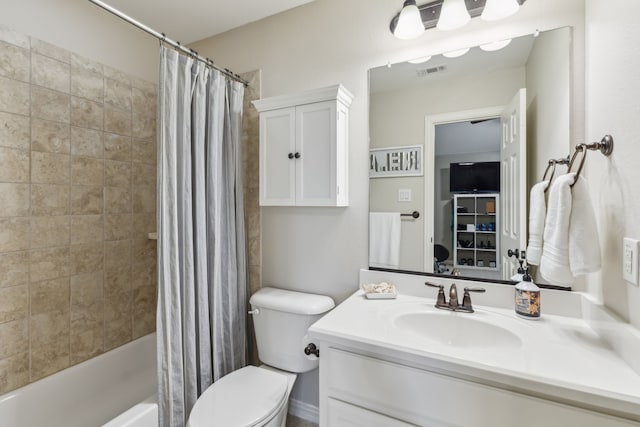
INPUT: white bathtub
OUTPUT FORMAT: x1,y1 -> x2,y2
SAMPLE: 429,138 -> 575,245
0,333 -> 157,427
102,394 -> 158,427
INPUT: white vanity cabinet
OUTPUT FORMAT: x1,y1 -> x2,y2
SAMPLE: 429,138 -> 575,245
318,344 -> 638,427
310,271 -> 640,426
252,85 -> 353,206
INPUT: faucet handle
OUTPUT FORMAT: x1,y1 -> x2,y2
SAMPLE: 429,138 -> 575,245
461,287 -> 486,312
425,282 -> 447,307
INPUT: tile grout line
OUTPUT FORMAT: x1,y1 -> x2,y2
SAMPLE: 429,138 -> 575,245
130,83 -> 134,340
67,39 -> 72,368
102,68 -> 107,355
27,33 -> 33,385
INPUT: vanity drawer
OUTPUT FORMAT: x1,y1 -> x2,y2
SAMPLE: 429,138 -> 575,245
325,347 -> 638,427
327,398 -> 416,427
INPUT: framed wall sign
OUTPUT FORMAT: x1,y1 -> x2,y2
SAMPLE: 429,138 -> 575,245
369,145 -> 423,178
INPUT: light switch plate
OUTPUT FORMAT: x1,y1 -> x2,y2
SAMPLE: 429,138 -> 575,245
623,237 -> 640,286
398,189 -> 412,202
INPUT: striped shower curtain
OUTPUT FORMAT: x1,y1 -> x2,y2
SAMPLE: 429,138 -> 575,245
156,45 -> 247,427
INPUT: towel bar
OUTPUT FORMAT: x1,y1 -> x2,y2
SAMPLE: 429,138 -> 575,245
401,211 -> 420,219
568,135 -> 614,187
542,156 -> 570,192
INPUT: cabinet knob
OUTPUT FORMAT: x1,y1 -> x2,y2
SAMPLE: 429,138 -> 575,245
295,152 -> 301,159
288,153 -> 294,159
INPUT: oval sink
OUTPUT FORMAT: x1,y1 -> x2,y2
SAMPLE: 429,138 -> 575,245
393,311 -> 522,349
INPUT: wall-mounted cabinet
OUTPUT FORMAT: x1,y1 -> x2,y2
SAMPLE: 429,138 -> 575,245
253,85 -> 353,206
453,193 -> 500,271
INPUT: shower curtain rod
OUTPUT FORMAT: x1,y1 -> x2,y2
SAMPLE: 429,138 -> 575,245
87,0 -> 249,87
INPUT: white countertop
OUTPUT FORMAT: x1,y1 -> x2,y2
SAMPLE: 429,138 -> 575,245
309,273 -> 640,421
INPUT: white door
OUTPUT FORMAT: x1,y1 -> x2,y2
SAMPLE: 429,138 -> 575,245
296,101 -> 337,206
500,88 -> 527,279
260,107 -> 296,206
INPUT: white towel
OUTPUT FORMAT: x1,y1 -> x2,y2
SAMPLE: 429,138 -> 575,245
540,174 -> 574,285
568,173 -> 602,275
526,180 -> 549,266
539,173 -> 601,286
369,212 -> 401,269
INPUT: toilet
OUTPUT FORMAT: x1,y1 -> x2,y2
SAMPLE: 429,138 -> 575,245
186,287 -> 335,427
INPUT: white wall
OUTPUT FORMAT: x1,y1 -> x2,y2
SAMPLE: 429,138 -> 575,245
0,0 -> 158,81
191,0 -> 587,409
585,0 -> 640,327
525,26 -> 572,193
191,0 -> 585,299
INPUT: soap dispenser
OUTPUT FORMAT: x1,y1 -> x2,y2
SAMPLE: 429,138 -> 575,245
514,267 -> 540,319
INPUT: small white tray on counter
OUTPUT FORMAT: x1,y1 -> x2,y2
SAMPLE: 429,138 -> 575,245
360,282 -> 398,299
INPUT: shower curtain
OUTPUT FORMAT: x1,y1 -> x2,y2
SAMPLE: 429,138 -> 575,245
156,45 -> 247,427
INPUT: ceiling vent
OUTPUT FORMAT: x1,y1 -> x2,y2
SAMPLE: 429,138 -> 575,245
416,65 -> 447,78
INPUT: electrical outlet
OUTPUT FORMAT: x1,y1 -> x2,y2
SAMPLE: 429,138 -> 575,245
398,189 -> 412,202
623,238 -> 640,286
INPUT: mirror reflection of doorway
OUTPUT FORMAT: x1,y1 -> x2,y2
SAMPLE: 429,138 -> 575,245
424,89 -> 526,280
434,119 -> 501,280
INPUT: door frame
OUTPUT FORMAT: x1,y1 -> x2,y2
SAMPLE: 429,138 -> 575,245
424,106 -> 504,272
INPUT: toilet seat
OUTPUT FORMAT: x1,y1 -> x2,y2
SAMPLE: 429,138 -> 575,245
187,365 -> 289,427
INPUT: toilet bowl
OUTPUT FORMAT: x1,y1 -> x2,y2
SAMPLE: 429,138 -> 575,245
186,287 -> 334,427
186,365 -> 296,427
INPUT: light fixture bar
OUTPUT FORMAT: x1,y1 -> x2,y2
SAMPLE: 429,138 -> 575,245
389,0 -> 526,35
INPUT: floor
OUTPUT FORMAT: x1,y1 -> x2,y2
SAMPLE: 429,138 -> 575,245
286,414 -> 318,427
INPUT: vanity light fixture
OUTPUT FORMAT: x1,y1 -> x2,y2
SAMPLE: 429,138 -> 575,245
481,0 -> 520,21
408,55 -> 433,64
443,47 -> 470,58
393,0 -> 425,40
479,38 -> 512,51
390,0 -> 527,40
437,0 -> 471,31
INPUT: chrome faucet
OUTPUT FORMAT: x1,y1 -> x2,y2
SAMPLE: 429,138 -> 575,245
425,282 -> 485,313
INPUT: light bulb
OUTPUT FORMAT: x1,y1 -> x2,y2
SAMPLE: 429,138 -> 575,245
437,0 -> 471,31
481,0 -> 520,21
394,0 -> 425,40
443,47 -> 470,58
479,39 -> 512,51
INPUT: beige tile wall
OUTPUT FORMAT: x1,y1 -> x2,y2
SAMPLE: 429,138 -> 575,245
241,70 -> 261,296
0,27 -> 157,394
240,70 -> 262,365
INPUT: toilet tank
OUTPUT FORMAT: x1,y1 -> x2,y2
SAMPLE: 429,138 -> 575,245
250,287 -> 335,373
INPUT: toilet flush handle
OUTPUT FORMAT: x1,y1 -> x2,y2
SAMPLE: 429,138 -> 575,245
304,343 -> 320,358
248,308 -> 260,315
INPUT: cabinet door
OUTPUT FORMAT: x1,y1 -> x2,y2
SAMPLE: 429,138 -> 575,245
260,107 -> 296,205
295,101 -> 337,206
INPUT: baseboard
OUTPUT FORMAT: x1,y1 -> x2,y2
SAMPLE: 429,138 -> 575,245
288,398 -> 319,424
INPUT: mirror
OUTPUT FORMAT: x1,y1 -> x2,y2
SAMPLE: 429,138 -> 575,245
369,27 -> 571,283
